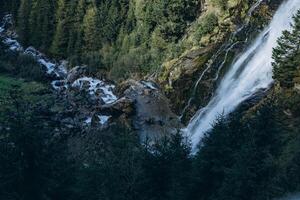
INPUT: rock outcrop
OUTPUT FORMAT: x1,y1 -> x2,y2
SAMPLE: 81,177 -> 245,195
119,80 -> 182,142
157,0 -> 276,124
66,66 -> 87,84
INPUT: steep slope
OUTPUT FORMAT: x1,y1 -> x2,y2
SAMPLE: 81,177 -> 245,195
185,0 -> 300,150
158,0 -> 279,121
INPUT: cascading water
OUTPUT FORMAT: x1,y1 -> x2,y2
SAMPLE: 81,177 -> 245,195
0,14 -> 118,126
185,0 -> 300,151
179,0 -> 263,119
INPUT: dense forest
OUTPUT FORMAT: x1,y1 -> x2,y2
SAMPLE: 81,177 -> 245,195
1,0 -> 202,79
1,0 -> 251,80
1,0 -> 300,200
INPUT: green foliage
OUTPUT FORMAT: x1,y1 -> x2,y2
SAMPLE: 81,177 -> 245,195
82,4 -> 101,52
0,77 -> 67,200
14,0 -> 200,79
17,0 -> 32,45
0,42 -> 46,82
190,101 -> 300,200
195,13 -> 219,41
50,0 -> 69,57
141,134 -> 192,200
210,0 -> 228,10
70,126 -> 143,200
29,0 -> 55,49
0,75 -> 47,115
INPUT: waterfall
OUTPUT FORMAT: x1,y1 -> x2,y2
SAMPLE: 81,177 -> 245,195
185,0 -> 300,151
179,0 -> 263,119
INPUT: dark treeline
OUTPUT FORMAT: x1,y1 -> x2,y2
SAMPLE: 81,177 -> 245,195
1,81 -> 300,200
0,0 -> 19,18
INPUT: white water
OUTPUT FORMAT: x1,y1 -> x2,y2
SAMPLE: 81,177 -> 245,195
185,0 -> 300,151
72,77 -> 117,104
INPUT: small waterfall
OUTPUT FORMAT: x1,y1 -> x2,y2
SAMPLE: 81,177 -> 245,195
185,0 -> 300,151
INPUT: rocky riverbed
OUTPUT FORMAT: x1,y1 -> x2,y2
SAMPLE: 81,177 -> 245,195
0,14 -> 181,141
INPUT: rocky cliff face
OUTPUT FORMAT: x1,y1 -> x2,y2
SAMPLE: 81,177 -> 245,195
119,80 -> 182,142
156,0 -> 279,124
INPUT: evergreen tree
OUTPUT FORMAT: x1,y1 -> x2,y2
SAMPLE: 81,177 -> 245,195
83,3 -> 100,52
67,0 -> 86,61
190,115 -> 235,200
272,10 -> 300,88
17,0 -> 32,45
141,134 -> 191,200
0,85 -> 64,199
0,0 -> 20,18
70,126 -> 144,200
29,0 -> 55,50
166,134 -> 191,200
50,0 -> 69,57
13,0 -> 200,78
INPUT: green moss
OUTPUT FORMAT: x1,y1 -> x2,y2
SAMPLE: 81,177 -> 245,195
195,54 -> 210,67
195,13 -> 219,41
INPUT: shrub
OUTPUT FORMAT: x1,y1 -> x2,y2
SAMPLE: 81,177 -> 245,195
195,13 -> 219,40
0,43 -> 46,82
210,0 -> 228,10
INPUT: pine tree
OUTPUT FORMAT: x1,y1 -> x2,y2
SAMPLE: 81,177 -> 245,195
50,0 -> 69,57
140,134 -> 192,200
0,85 -> 60,199
83,3 -> 100,52
67,0 -> 86,59
17,0 -> 32,45
166,133 -> 192,200
189,115 -> 234,200
29,0 -> 55,50
0,0 -> 20,18
272,10 -> 300,88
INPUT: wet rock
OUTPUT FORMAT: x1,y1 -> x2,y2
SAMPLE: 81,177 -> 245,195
72,77 -> 117,105
61,117 -> 75,128
99,97 -> 135,116
24,47 -> 67,79
158,45 -> 215,118
294,83 -> 300,92
51,80 -> 67,91
3,38 -> 23,51
67,66 -> 87,84
141,80 -> 159,90
122,80 -> 182,141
